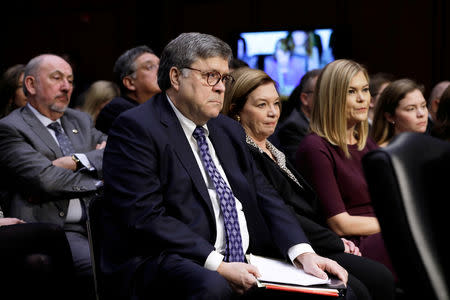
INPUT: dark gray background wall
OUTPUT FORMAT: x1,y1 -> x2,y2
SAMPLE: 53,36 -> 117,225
1,0 -> 448,100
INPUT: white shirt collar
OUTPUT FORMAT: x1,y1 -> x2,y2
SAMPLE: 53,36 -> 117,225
27,103 -> 61,128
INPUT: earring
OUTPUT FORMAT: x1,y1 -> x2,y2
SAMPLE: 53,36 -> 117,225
236,115 -> 241,122
391,121 -> 395,125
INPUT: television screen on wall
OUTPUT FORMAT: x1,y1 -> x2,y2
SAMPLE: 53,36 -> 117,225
236,28 -> 336,97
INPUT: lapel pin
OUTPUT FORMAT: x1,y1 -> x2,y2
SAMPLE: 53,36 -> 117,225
72,129 -> 79,134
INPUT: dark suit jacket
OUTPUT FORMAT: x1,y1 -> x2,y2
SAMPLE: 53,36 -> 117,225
0,105 -> 107,228
247,144 -> 344,255
101,93 -> 310,298
276,108 -> 310,165
96,96 -> 139,134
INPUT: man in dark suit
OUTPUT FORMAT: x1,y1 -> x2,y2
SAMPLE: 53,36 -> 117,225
96,45 -> 161,134
101,32 -> 348,299
0,54 -> 106,300
275,69 -> 321,165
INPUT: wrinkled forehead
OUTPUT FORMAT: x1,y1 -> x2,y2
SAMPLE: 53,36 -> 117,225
135,52 -> 159,65
191,56 -> 230,72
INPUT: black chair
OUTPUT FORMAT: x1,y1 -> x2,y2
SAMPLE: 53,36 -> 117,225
362,132 -> 450,300
86,193 -> 105,300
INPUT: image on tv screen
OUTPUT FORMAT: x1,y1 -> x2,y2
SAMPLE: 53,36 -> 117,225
237,29 -> 335,97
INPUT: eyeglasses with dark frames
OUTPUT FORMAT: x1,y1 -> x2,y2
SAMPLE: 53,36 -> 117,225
182,67 -> 235,86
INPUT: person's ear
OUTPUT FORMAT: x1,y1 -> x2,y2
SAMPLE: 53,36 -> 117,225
369,97 -> 375,108
24,76 -> 36,96
384,112 -> 395,124
169,67 -> 181,91
431,98 -> 440,114
228,103 -> 240,121
122,76 -> 136,91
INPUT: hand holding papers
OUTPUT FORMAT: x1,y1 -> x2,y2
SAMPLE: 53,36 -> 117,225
247,254 -> 346,297
248,254 -> 330,286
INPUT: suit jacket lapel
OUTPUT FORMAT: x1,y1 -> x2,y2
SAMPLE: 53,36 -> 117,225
22,106 -> 62,157
158,95 -> 214,217
208,120 -> 247,201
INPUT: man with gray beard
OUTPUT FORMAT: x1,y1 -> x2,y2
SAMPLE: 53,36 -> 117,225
0,54 -> 107,300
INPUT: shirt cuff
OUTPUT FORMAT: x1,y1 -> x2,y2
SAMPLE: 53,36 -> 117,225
95,180 -> 104,189
287,243 -> 315,264
75,153 -> 94,171
204,250 -> 224,271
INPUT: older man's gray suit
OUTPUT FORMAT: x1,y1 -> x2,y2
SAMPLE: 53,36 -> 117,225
0,105 -> 106,228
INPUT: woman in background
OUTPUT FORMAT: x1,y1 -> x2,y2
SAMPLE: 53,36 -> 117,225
223,67 -> 395,300
80,80 -> 119,123
295,59 -> 395,276
367,72 -> 394,125
0,64 -> 27,118
371,78 -> 428,146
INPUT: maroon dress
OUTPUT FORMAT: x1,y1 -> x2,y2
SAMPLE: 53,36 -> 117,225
295,133 -> 395,275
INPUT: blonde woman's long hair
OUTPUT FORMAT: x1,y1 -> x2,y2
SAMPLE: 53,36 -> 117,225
81,80 -> 119,122
310,59 -> 369,157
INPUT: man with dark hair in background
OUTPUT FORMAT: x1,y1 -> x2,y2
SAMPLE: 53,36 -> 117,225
368,72 -> 394,125
96,45 -> 161,134
275,69 -> 321,165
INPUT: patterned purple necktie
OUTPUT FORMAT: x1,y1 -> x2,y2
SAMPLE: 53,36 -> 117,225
48,122 -> 75,156
192,126 -> 245,262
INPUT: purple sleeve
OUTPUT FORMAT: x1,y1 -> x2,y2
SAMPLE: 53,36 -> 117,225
295,134 -> 347,218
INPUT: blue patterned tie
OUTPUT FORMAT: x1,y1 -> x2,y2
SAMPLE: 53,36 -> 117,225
192,126 -> 245,262
48,122 -> 75,156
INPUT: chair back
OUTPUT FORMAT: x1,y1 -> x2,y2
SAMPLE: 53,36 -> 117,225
86,193 -> 104,300
363,132 -> 450,300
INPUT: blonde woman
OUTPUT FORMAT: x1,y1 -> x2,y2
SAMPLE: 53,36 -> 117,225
81,80 -> 119,123
371,79 -> 427,146
295,59 -> 395,276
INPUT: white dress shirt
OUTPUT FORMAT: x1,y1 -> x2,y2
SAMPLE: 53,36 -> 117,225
166,95 -> 314,271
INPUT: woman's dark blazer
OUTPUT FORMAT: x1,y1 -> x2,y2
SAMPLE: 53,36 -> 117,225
247,144 -> 345,255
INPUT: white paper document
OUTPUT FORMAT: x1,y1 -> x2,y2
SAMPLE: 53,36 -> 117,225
248,254 -> 331,286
